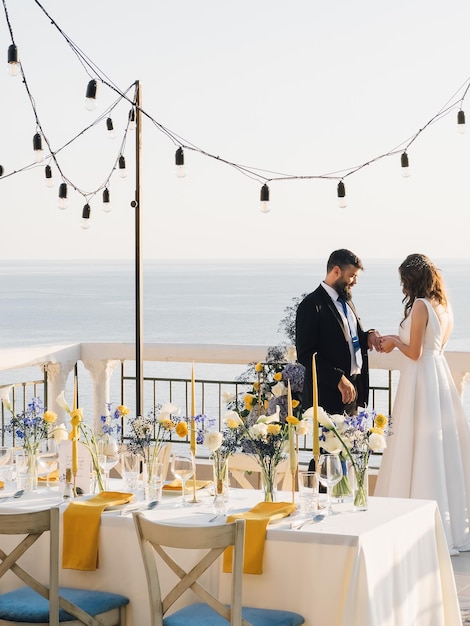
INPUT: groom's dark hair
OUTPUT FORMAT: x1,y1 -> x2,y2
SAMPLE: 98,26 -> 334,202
327,249 -> 364,272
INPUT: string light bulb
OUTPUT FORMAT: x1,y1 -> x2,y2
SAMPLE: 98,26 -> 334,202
7,44 -> 19,77
260,183 -> 270,213
33,133 -> 44,163
401,151 -> 410,177
118,155 -> 127,178
102,188 -> 111,212
44,165 -> 53,187
128,108 -> 136,130
175,147 -> 187,178
81,203 -> 91,229
106,117 -> 115,139
458,110 -> 466,134
85,79 -> 98,110
337,181 -> 347,208
58,182 -> 68,209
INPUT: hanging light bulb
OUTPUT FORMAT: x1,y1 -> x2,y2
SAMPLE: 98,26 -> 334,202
106,117 -> 116,139
128,108 -> 136,130
118,155 -> 127,178
457,110 -> 466,134
33,133 -> 44,163
337,181 -> 347,208
102,188 -> 111,212
260,183 -> 270,213
7,44 -> 19,77
81,203 -> 91,229
85,79 -> 98,110
44,165 -> 53,187
401,151 -> 410,177
58,182 -> 68,209
175,147 -> 187,178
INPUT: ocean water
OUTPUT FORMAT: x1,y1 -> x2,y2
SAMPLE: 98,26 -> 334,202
0,257 -> 469,415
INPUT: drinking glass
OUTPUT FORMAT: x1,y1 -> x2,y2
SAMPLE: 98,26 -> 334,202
0,447 -> 14,486
171,455 -> 194,506
37,439 -> 59,490
317,454 -> 343,515
98,437 -> 119,489
121,451 -> 141,491
298,471 -> 319,518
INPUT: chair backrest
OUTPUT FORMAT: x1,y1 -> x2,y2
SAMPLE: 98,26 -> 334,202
0,508 -> 108,626
228,453 -> 293,491
133,513 -> 246,626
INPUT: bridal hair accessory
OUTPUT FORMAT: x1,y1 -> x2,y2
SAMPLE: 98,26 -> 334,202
403,254 -> 429,270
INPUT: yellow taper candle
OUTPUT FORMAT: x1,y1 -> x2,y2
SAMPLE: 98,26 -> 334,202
312,353 -> 319,456
71,377 -> 78,476
287,380 -> 296,471
190,363 -> 197,455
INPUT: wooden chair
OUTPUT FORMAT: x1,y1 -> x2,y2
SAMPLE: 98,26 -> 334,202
133,513 -> 304,626
0,507 -> 129,626
228,453 -> 293,491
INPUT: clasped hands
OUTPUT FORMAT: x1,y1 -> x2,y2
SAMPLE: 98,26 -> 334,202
368,329 -> 396,353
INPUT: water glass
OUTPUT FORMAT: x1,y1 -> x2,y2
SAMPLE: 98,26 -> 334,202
144,461 -> 164,504
121,452 -> 140,491
0,447 -> 14,486
298,471 -> 319,518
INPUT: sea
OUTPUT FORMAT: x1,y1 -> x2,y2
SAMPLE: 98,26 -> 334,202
0,257 -> 469,415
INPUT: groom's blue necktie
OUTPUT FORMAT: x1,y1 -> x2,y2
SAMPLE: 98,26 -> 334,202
338,297 -> 361,355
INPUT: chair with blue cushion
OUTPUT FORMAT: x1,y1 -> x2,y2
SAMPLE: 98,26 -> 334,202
133,513 -> 304,626
0,507 -> 129,626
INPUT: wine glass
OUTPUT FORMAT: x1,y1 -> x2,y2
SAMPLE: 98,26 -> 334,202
317,453 -> 343,515
171,455 -> 194,506
36,439 -> 59,490
98,436 -> 119,490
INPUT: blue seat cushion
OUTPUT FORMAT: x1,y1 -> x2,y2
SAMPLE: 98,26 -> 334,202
163,603 -> 304,626
0,586 -> 129,622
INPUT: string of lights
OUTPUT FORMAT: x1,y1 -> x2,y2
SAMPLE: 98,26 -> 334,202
2,0 -> 470,220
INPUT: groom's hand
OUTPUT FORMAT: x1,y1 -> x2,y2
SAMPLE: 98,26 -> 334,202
338,375 -> 356,404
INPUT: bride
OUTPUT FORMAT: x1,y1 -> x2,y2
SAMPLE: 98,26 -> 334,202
375,253 -> 470,554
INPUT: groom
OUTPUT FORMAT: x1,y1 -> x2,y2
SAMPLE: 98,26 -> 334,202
295,248 -> 381,418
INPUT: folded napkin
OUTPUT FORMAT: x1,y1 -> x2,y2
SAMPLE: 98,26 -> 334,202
38,469 -> 59,482
162,479 -> 211,491
62,491 -> 133,571
223,501 -> 296,575
0,481 -> 4,490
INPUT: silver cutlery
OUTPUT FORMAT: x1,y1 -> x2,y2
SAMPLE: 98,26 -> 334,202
292,514 -> 325,530
0,489 -> 24,502
120,500 -> 159,516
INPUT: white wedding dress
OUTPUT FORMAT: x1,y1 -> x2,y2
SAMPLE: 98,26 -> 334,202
375,298 -> 470,552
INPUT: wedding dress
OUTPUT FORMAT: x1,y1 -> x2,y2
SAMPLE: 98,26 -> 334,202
374,298 -> 470,553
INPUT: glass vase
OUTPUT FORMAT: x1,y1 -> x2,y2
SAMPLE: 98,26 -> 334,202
212,453 -> 229,514
260,461 -> 279,502
17,452 -> 38,493
351,452 -> 369,511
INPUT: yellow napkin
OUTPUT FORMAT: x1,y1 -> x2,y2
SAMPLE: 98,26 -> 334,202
0,481 -> 4,490
223,501 -> 296,575
38,469 -> 59,482
162,479 -> 211,491
62,491 -> 133,571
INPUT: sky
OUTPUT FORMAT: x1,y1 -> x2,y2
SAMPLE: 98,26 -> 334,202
1,0 -> 470,260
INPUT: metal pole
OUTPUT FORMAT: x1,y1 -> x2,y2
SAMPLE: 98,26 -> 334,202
132,80 -> 144,417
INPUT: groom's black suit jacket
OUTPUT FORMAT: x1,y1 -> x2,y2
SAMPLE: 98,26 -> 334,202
295,284 -> 370,415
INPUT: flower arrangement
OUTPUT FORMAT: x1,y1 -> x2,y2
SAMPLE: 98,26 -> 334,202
318,407 -> 388,508
100,403 -> 129,437
3,395 -> 57,454
126,402 -> 186,478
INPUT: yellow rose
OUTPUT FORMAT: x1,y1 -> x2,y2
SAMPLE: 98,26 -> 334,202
273,372 -> 282,381
43,410 -> 57,424
176,421 -> 188,438
161,418 -> 175,430
292,399 -> 300,409
374,414 -> 388,429
370,426 -> 384,436
253,381 -> 260,391
267,423 -> 281,435
263,399 -> 269,410
244,394 -> 254,409
255,362 -> 263,373
286,416 -> 299,425
118,405 -> 130,415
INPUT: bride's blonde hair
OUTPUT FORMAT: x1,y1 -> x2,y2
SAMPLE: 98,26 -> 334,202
399,253 -> 447,320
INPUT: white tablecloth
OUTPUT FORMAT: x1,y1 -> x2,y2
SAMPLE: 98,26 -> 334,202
0,483 -> 461,626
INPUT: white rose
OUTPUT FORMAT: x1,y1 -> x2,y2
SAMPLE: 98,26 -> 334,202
161,402 -> 180,415
204,431 -> 223,451
369,432 -> 387,452
271,382 -> 287,398
249,423 -> 268,438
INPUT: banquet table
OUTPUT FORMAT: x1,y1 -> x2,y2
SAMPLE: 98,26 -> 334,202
0,481 -> 460,626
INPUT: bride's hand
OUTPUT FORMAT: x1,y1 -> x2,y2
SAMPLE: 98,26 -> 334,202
380,335 -> 397,353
